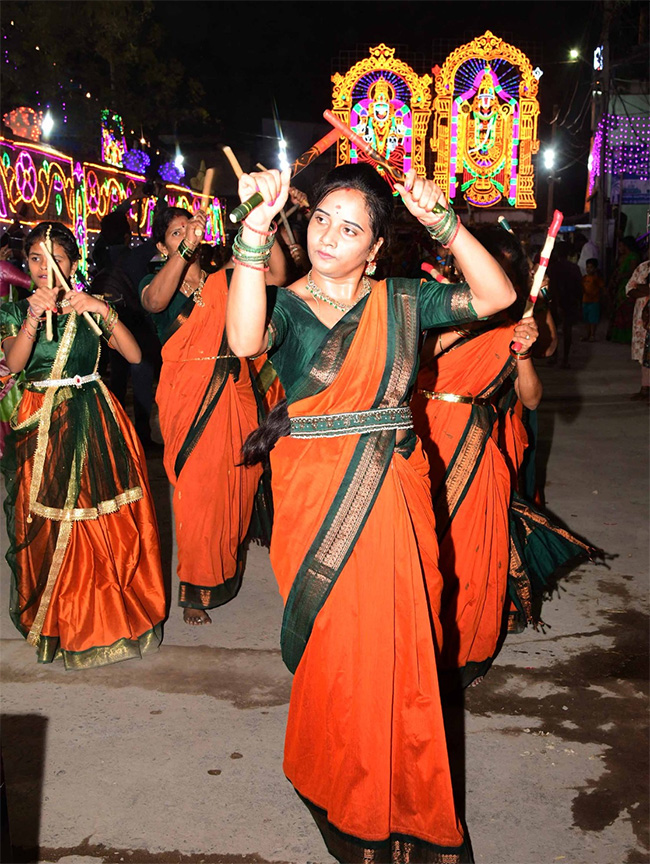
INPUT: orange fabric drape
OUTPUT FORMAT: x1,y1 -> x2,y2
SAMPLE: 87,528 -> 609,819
270,284 -> 464,850
155,270 -> 261,606
412,324 -> 516,673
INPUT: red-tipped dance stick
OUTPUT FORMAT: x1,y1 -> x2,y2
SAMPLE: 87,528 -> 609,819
511,210 -> 563,353
323,109 -> 447,216
45,228 -> 55,341
421,261 -> 449,283
39,243 -> 103,336
229,128 -> 340,223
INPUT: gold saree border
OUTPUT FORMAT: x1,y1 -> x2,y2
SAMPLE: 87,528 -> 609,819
26,519 -> 73,646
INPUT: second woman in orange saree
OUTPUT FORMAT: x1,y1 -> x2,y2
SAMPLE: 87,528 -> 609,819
141,208 -> 281,624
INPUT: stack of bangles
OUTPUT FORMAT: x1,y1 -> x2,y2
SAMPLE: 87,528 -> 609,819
101,302 -> 118,340
232,221 -> 277,272
21,306 -> 45,341
424,205 -> 461,248
177,238 -> 199,262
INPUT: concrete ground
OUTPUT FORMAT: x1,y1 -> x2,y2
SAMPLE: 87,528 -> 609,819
1,337 -> 648,864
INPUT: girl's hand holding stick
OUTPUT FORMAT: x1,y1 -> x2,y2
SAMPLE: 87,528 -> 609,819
39,243 -> 103,336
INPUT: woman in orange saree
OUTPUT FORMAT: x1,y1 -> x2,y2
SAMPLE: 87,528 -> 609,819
227,164 -> 517,862
413,227 -> 595,684
141,208 -> 280,624
1,222 -> 165,668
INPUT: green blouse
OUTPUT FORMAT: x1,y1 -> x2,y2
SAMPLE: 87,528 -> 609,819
267,278 -> 477,403
0,300 -> 103,382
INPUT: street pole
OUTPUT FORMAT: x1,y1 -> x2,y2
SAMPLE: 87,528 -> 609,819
596,1 -> 613,280
546,105 -> 559,224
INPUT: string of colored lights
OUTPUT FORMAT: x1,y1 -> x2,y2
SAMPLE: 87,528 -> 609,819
588,113 -> 650,197
0,136 -> 225,273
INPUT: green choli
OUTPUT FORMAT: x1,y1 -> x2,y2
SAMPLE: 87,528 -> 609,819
138,273 -> 189,345
0,300 -> 103,382
267,277 -> 477,404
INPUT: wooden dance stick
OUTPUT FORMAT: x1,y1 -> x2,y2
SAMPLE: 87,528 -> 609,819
39,243 -> 103,336
511,210 -> 563,353
222,146 -> 244,180
323,110 -> 446,216
498,215 -> 515,236
199,168 -> 215,210
45,231 -> 55,341
193,167 -> 215,241
421,261 -> 450,283
256,162 -> 296,245
229,127 -> 340,223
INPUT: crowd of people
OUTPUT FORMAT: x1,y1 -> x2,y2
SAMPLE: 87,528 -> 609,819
0,158 -> 643,861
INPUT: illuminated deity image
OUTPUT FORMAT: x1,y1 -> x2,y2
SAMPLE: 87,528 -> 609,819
456,63 -> 516,206
431,31 -> 540,209
350,76 -> 412,182
331,44 -> 433,188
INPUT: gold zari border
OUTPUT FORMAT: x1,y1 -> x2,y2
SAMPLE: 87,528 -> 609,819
27,519 -> 73,646
29,486 -> 144,523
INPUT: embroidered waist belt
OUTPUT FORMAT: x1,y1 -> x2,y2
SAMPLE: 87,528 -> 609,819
418,389 -> 490,406
29,372 -> 101,390
290,406 -> 413,439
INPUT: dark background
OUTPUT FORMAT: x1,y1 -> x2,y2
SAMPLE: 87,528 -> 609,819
2,0 -> 647,218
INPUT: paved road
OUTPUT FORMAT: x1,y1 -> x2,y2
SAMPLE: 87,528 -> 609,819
1,338 -> 648,864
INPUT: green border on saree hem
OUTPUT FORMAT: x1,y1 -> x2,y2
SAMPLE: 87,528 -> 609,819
36,622 -> 164,670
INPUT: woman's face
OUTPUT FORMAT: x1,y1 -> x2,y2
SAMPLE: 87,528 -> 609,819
158,215 -> 189,258
27,240 -> 76,289
307,188 -> 383,278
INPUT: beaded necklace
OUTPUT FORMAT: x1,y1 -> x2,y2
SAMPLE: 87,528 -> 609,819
305,270 -> 372,313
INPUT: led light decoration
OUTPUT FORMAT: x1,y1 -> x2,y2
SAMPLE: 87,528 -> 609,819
3,107 -> 45,142
431,31 -> 540,208
101,109 -> 126,167
588,113 -> 650,196
1,135 -> 225,272
159,160 -> 184,184
122,149 -> 151,173
331,43 -> 433,187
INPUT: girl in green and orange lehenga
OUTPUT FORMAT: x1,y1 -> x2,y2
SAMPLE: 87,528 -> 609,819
226,163 -> 519,863
140,208 -> 284,625
0,222 -> 165,669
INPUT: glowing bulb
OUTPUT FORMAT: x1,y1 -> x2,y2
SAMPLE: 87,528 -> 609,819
42,111 -> 54,137
174,153 -> 184,170
543,148 -> 555,170
140,137 -> 146,145
569,48 -> 579,60
86,92 -> 91,98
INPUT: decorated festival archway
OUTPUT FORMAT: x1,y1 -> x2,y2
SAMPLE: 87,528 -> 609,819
331,44 -> 433,188
0,136 -> 225,273
430,31 -> 541,209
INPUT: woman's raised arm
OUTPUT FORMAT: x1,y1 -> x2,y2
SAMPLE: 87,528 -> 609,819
226,168 -> 290,357
395,169 -> 516,317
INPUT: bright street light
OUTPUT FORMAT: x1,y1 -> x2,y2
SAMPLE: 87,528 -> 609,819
174,153 -> 184,170
569,48 -> 580,60
42,111 -> 54,137
543,148 -> 556,171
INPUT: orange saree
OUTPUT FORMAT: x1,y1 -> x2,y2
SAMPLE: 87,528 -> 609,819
1,302 -> 165,669
265,277 -> 478,862
155,269 -> 262,610
412,323 -> 517,685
